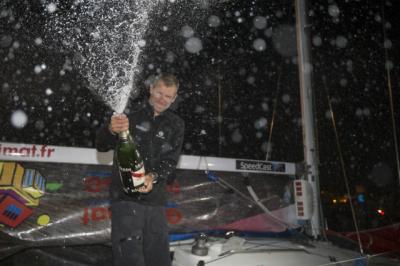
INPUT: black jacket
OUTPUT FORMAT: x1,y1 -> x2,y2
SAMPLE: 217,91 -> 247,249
96,101 -> 184,206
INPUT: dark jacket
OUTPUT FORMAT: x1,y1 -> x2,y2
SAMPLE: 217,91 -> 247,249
96,101 -> 184,206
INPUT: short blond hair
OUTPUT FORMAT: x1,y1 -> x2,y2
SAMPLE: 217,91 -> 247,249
153,74 -> 179,91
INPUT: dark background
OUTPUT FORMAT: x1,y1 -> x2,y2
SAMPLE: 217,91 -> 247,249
1,0 -> 399,232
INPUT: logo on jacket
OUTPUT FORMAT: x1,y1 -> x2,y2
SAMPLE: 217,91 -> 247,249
155,131 -> 165,139
136,122 -> 150,132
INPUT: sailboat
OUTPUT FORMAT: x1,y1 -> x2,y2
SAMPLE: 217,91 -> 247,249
0,0 -> 399,265
169,0 -> 400,265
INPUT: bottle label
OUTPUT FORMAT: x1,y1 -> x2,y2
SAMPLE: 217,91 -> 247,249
119,167 -> 131,172
131,165 -> 145,187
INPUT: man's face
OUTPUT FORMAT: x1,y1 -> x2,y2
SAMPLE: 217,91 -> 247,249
149,80 -> 177,115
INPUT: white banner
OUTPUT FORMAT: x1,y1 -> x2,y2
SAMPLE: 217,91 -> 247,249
0,142 -> 296,175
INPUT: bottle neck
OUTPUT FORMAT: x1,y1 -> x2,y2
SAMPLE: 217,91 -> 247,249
118,130 -> 129,140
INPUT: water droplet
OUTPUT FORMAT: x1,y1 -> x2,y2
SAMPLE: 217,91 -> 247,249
253,16 -> 267,30
185,37 -> 203,54
253,38 -> 266,52
208,15 -> 221,28
10,110 -> 28,129
46,3 -> 57,13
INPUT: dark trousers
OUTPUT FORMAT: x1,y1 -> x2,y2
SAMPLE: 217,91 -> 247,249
111,201 -> 171,266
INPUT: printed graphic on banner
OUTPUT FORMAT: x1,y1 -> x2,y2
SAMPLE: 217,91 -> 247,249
0,162 -> 46,227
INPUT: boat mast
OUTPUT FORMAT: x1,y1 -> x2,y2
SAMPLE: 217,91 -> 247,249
295,0 -> 323,238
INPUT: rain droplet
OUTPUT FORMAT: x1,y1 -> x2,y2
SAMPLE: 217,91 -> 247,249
282,94 -> 291,103
45,88 -> 53,95
208,15 -> 221,28
0,35 -> 13,48
328,5 -> 340,17
253,38 -> 266,52
181,25 -> 194,38
10,110 -> 28,129
254,117 -> 268,129
184,37 -> 203,54
35,37 -> 43,45
253,16 -> 267,30
35,120 -> 45,130
46,3 -> 57,13
312,36 -> 322,46
34,65 -> 42,74
335,36 -> 348,48
231,129 -> 242,143
384,39 -> 392,49
138,39 -> 146,47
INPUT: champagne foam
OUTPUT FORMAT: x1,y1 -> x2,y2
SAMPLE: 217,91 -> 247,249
44,0 -> 158,113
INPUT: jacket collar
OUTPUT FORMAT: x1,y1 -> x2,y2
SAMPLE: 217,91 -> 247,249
145,100 -> 168,118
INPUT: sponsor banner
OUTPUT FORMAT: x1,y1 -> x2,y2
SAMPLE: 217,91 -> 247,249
0,142 -> 296,175
0,142 -> 114,165
0,159 -> 297,252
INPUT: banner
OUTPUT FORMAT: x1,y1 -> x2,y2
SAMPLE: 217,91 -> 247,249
0,142 -> 298,263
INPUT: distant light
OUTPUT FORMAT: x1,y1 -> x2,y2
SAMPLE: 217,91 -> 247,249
332,199 -> 337,204
377,209 -> 385,216
357,194 -> 365,203
339,197 -> 347,204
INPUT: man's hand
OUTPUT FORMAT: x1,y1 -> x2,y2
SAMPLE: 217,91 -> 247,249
138,173 -> 155,193
109,113 -> 129,134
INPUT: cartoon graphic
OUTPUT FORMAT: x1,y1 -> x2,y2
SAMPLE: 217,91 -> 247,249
0,162 -> 46,228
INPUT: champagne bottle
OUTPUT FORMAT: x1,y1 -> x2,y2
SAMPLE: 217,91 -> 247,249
117,130 -> 145,194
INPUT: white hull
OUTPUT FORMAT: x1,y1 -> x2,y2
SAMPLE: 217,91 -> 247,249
171,236 -> 399,266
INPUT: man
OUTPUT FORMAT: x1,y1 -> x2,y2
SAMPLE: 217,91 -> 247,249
96,74 -> 184,266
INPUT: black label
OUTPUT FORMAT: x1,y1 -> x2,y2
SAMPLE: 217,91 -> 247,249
235,160 -> 286,173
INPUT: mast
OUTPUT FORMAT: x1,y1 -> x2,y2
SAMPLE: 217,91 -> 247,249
295,0 -> 322,238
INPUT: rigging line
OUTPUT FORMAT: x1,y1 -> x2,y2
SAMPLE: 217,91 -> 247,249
245,185 -> 297,229
265,62 -> 283,161
202,157 -> 294,229
381,4 -> 400,186
221,177 -> 295,229
321,77 -> 364,255
218,77 -> 222,156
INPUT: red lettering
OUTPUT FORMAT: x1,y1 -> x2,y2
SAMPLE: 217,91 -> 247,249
3,147 -> 18,155
47,148 -> 55,157
84,176 -> 111,192
92,207 -> 111,222
31,145 -> 37,156
19,147 -> 30,157
166,208 -> 182,225
82,208 -> 90,225
82,207 -> 111,225
40,145 -> 47,157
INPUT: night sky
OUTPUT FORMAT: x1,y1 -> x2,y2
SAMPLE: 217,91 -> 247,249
1,0 -> 399,231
